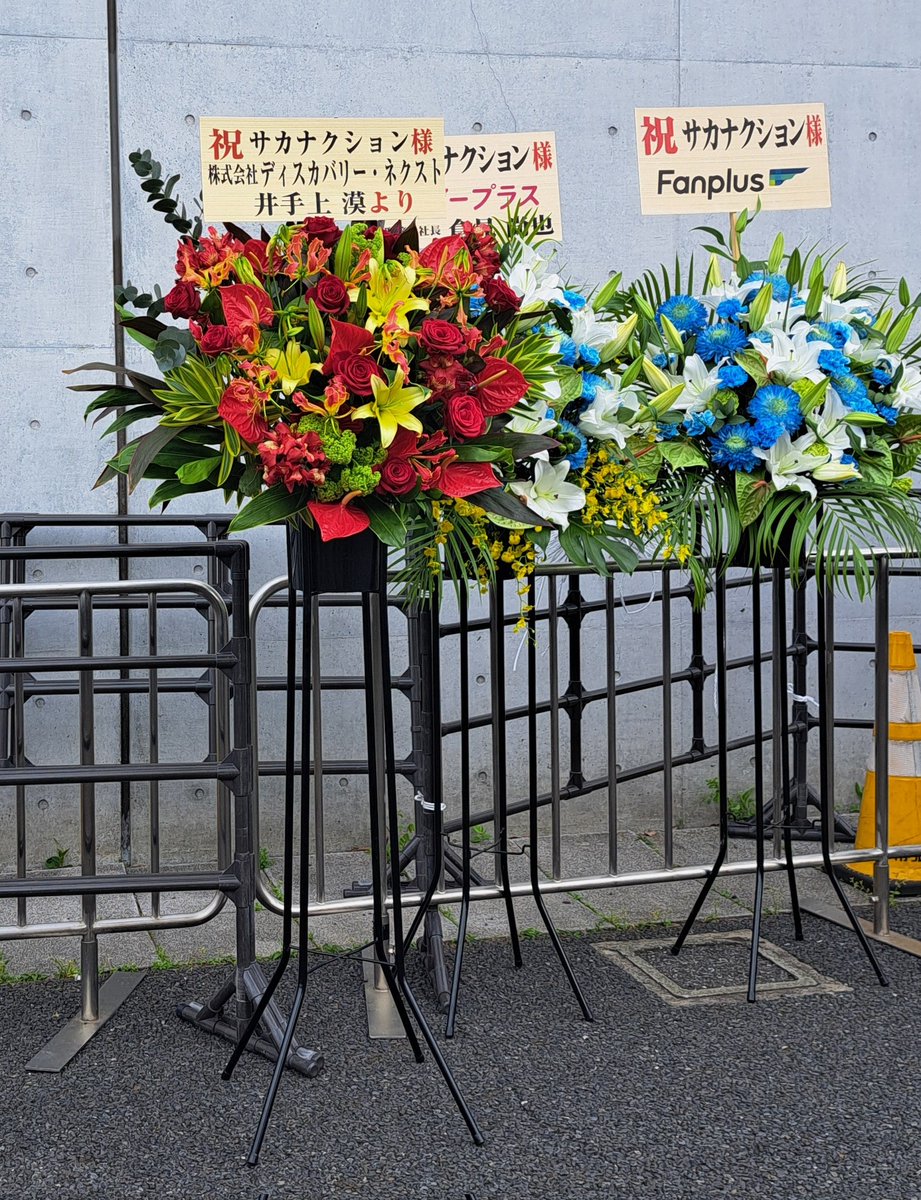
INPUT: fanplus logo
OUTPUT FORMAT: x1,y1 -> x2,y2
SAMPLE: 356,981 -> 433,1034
769,167 -> 809,187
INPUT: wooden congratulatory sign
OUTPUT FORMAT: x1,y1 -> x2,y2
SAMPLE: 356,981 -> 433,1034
199,117 -> 447,224
634,103 -> 831,216
415,131 -> 563,242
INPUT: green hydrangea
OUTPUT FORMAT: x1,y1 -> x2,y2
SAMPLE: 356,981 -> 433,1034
316,479 -> 346,502
340,464 -> 381,496
353,441 -> 387,467
296,416 -> 357,466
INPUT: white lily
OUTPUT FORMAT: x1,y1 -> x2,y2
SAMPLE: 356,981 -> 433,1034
673,353 -> 723,412
507,400 -> 558,439
752,431 -> 827,498
760,326 -> 832,384
570,305 -> 623,351
503,240 -> 565,312
890,362 -> 921,413
760,297 -> 808,334
700,274 -> 751,312
509,459 -> 586,529
579,380 -> 650,448
820,294 -> 875,324
811,390 -> 863,454
812,457 -> 861,483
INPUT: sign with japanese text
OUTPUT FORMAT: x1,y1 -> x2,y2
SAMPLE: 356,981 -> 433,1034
416,131 -> 562,242
199,117 -> 446,224
634,103 -> 830,216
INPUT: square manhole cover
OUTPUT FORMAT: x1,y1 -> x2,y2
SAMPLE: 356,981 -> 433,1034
594,930 -> 850,1006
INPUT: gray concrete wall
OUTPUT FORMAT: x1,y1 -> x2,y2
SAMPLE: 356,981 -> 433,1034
3,0 -> 921,867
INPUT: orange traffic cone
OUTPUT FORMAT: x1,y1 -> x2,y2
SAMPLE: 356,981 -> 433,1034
846,631 -> 921,893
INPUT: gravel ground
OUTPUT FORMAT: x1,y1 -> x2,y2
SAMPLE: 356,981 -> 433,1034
2,905 -> 921,1200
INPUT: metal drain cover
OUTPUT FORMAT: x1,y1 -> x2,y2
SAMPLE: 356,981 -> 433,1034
594,930 -> 851,1007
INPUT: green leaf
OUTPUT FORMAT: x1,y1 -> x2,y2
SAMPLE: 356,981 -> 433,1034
734,349 -> 769,387
177,456 -> 222,485
228,484 -> 307,532
127,424 -> 183,492
307,298 -> 326,354
238,461 -> 264,497
661,441 -> 708,470
557,366 -> 583,404
469,486 -> 546,527
736,473 -> 772,529
364,496 -> 408,548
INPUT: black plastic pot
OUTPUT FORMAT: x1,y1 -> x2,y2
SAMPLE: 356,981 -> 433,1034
288,522 -> 386,595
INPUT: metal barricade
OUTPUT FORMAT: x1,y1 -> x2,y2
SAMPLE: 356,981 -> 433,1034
0,533 -> 274,1069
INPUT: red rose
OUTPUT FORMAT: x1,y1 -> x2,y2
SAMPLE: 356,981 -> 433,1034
482,276 -> 522,314
475,356 -> 530,416
198,325 -> 234,357
418,319 -> 467,357
381,228 -> 401,258
217,379 -> 270,444
377,455 -> 419,496
444,392 -> 487,440
307,274 -> 350,316
302,217 -> 341,248
323,318 -> 376,374
163,281 -> 201,319
337,352 -> 384,396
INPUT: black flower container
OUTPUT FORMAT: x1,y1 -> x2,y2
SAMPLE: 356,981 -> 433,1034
288,522 -> 387,596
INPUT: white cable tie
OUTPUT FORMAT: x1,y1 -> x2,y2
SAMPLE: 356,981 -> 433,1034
419,798 -> 447,813
787,684 -> 820,712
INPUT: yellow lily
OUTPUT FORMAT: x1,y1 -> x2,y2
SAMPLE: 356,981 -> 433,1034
351,368 -> 428,448
263,341 -> 319,395
361,259 -> 428,332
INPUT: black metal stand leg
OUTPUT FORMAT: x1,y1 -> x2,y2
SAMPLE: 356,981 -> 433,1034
222,551 -> 304,1083
815,584 -> 888,986
526,578 -> 593,1021
245,573 -> 316,1166
774,570 -> 803,940
748,570 -> 766,1002
673,574 -> 729,956
446,587 -> 472,1039
490,582 -> 522,968
379,594 -> 483,1145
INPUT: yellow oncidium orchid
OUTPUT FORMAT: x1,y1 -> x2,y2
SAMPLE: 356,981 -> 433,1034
360,259 -> 428,332
263,341 -> 319,395
351,368 -> 428,448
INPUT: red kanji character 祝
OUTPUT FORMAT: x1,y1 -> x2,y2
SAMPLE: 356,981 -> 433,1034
210,128 -> 243,161
641,116 -> 678,156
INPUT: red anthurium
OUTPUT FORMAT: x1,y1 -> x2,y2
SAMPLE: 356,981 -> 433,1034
475,356 -> 530,416
323,319 -> 376,374
220,283 -> 274,352
433,461 -> 501,499
307,500 -> 371,541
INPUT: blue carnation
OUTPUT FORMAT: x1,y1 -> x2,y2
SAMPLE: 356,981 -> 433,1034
581,373 -> 601,402
683,410 -> 716,437
743,271 -> 793,302
719,364 -> 749,389
841,452 -> 858,467
748,384 -> 803,434
657,294 -> 708,336
809,321 -> 850,350
656,422 -> 680,440
559,418 -> 589,469
710,424 -> 758,472
749,417 -> 787,448
578,342 -> 601,367
877,403 -> 899,424
558,335 -> 578,366
469,295 -> 485,317
652,352 -> 669,368
749,330 -> 772,344
562,288 -> 587,310
832,372 -> 871,410
872,366 -> 894,387
818,349 -> 851,376
696,322 -> 749,363
717,298 -> 744,321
